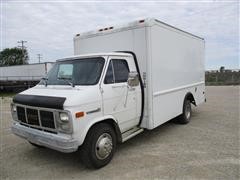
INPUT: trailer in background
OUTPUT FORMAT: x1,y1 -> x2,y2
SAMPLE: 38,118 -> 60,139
0,62 -> 54,92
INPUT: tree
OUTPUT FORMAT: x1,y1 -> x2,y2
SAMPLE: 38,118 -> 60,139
220,66 -> 225,73
0,47 -> 29,66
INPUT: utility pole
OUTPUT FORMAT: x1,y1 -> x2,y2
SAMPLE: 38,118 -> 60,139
17,40 -> 27,50
17,40 -> 27,64
37,54 -> 42,63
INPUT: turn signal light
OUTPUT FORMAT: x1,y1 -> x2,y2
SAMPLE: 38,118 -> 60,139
75,111 -> 84,118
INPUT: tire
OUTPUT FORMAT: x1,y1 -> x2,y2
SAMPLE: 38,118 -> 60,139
79,123 -> 116,169
29,141 -> 44,148
177,99 -> 192,124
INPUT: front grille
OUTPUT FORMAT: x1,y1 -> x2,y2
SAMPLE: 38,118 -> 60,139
40,110 -> 55,128
26,108 -> 39,125
16,105 -> 56,133
16,106 -> 26,123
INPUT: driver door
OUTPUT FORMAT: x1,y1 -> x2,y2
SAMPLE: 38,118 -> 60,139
101,57 -> 138,132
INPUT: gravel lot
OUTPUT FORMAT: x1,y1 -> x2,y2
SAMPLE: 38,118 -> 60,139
0,86 -> 239,180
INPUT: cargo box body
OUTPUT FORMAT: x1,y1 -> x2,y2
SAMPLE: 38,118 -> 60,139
74,18 -> 205,129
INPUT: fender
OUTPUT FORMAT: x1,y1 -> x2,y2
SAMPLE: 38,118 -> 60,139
77,115 -> 121,146
183,92 -> 196,106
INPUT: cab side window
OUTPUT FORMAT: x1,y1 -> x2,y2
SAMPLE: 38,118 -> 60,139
104,59 -> 129,84
113,59 -> 129,83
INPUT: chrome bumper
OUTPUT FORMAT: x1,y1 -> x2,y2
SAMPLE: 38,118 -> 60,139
11,122 -> 79,153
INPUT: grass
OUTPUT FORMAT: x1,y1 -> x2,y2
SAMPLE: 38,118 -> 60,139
0,92 -> 16,97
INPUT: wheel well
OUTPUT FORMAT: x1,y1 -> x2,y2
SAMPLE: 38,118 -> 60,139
89,119 -> 122,143
185,92 -> 196,106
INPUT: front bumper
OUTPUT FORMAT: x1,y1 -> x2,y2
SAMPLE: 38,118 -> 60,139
11,122 -> 79,153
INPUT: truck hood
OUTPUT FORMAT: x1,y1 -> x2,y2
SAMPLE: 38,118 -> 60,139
18,85 -> 101,108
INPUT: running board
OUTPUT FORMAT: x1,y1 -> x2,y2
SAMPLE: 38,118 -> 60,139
121,127 -> 144,142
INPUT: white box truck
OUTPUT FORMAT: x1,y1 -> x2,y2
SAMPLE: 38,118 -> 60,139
11,18 -> 205,168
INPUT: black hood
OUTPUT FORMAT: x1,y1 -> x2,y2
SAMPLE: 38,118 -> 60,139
13,94 -> 66,110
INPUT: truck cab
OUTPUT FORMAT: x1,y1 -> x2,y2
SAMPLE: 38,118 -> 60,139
11,52 -> 143,168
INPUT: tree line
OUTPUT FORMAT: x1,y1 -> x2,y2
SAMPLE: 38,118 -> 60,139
205,68 -> 240,86
0,47 -> 29,66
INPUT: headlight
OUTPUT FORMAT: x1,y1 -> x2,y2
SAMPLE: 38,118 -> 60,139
11,103 -> 17,112
58,111 -> 72,133
59,112 -> 69,122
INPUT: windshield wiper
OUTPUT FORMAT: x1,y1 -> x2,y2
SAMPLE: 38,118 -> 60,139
41,77 -> 48,87
58,77 -> 75,87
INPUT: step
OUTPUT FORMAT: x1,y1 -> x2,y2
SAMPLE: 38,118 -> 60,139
122,127 -> 144,142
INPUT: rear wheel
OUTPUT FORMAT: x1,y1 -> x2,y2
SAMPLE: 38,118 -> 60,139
79,123 -> 116,169
177,99 -> 192,124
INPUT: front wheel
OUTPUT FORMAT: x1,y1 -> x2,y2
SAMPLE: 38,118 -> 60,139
79,123 -> 116,169
177,99 -> 192,124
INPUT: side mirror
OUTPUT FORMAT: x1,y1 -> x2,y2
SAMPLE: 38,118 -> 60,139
127,72 -> 139,87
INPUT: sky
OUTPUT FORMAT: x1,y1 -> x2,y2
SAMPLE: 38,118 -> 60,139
1,0 -> 239,70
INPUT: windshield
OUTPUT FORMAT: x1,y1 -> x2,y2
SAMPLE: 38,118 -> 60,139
39,57 -> 105,86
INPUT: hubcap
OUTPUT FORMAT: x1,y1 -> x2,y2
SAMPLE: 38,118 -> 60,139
185,103 -> 191,120
95,133 -> 113,160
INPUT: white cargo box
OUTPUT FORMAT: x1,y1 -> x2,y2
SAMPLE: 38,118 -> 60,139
74,18 -> 205,129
